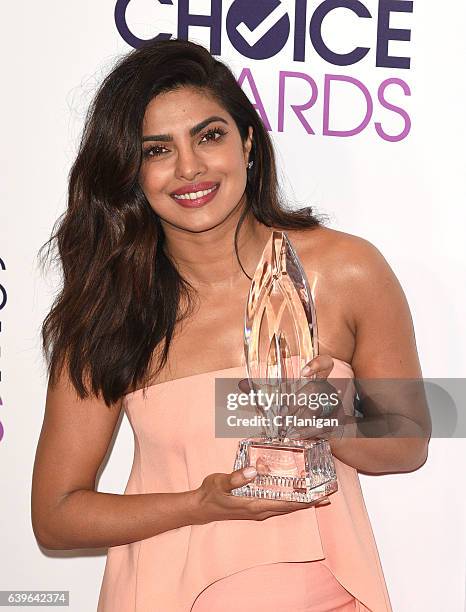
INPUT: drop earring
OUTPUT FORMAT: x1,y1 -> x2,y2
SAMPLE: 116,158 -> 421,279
247,160 -> 254,169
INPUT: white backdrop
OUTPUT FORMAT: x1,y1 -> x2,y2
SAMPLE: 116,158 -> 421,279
1,1 -> 465,611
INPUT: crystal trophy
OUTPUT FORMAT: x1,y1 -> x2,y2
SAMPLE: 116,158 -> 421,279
232,231 -> 338,503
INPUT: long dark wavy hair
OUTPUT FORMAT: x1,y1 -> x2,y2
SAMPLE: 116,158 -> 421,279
39,38 -> 323,406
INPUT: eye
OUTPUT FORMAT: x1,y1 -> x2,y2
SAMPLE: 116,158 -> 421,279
142,144 -> 169,159
199,127 -> 227,143
142,127 -> 227,159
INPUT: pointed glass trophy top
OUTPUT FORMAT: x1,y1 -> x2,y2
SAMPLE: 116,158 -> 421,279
244,231 -> 318,386
234,231 -> 338,503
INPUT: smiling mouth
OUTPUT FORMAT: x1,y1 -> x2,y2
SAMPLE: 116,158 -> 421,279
172,184 -> 218,201
170,183 -> 220,208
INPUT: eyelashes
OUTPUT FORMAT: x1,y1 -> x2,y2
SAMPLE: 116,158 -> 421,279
142,126 -> 227,159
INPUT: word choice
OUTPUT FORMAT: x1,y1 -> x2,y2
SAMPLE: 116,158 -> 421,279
116,0 -> 413,68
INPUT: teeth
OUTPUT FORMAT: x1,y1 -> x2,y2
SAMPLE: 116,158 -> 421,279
173,186 -> 217,200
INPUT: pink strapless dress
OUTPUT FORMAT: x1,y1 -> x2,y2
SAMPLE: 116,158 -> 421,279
97,359 -> 393,612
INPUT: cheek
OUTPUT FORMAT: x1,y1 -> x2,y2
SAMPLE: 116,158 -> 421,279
139,165 -> 169,198
216,149 -> 248,184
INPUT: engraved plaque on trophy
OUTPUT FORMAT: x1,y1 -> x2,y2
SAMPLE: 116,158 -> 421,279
232,231 -> 338,503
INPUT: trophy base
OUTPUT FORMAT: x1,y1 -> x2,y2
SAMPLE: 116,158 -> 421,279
232,437 -> 338,503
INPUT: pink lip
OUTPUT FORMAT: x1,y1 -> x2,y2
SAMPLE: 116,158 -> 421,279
171,181 -> 218,196
170,182 -> 220,209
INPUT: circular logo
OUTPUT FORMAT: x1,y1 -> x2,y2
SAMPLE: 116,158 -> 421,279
227,0 -> 290,59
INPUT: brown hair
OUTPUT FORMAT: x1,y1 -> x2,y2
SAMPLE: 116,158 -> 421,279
39,38 -> 322,406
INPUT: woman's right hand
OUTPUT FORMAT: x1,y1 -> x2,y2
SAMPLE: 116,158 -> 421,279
192,467 -> 331,525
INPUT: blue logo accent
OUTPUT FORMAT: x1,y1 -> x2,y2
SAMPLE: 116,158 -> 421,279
227,0 -> 290,59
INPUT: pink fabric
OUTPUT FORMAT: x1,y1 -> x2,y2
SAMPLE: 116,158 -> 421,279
97,359 -> 393,612
192,560 -> 356,612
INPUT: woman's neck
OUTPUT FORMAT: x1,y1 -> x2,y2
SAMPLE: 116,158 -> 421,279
160,206 -> 272,291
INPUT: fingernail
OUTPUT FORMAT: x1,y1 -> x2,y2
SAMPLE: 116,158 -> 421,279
238,378 -> 250,391
243,467 -> 257,478
301,365 -> 314,376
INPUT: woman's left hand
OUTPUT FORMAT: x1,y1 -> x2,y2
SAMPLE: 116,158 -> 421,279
288,354 -> 344,441
300,354 -> 335,380
237,355 -> 335,392
238,354 -> 345,442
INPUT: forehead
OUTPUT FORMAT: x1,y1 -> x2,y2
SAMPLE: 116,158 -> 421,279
142,87 -> 231,132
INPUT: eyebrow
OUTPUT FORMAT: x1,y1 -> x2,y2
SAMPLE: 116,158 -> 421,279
142,115 -> 229,143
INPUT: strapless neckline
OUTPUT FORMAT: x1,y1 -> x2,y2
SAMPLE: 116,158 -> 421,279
124,357 -> 353,399
99,353 -> 394,612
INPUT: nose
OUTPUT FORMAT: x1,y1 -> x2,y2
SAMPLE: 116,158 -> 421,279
175,144 -> 207,182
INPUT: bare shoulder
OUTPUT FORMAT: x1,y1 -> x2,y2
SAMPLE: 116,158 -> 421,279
286,225 -> 386,266
286,225 -> 421,377
285,225 -> 395,289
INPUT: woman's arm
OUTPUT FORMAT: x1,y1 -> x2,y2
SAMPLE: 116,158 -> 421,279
326,235 -> 431,473
31,365 -> 328,551
31,369 -> 203,550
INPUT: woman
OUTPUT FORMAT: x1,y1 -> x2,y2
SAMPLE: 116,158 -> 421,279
31,38 -> 430,611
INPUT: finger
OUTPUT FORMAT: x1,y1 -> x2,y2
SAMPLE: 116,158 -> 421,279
314,496 -> 331,506
255,457 -> 271,474
262,497 -> 330,512
287,425 -> 313,440
301,355 -> 334,379
278,496 -> 331,510
238,378 -> 251,393
287,427 -> 322,441
223,467 -> 257,493
301,377 -> 339,396
287,424 -> 335,440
